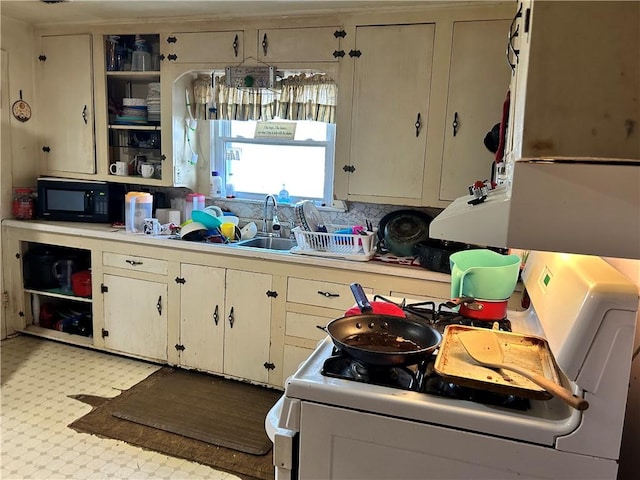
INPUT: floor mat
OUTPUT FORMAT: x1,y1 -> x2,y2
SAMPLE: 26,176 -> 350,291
69,367 -> 281,480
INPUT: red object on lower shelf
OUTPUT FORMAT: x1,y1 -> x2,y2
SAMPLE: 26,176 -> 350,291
71,270 -> 92,297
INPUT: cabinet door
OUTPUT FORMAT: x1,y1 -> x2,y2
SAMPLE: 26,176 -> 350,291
179,263 -> 226,373
347,24 -> 435,202
167,31 -> 243,63
38,34 -> 95,175
258,27 -> 341,63
102,274 -> 168,361
224,269 -> 272,383
439,20 -> 511,201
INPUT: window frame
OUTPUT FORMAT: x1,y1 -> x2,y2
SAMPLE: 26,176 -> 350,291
211,119 -> 336,204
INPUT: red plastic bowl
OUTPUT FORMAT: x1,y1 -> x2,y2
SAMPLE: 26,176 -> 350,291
71,270 -> 92,297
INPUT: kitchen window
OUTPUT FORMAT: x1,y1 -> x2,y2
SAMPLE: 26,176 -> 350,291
210,72 -> 337,205
211,119 -> 335,204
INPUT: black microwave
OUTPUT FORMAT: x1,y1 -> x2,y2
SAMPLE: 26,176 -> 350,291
36,177 -> 125,223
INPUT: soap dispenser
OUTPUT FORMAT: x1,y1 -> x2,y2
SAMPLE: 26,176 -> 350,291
278,184 -> 290,203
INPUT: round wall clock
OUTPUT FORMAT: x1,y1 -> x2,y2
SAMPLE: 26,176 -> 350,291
12,90 -> 32,122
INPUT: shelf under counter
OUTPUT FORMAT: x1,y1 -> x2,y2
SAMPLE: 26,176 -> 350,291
19,325 -> 94,347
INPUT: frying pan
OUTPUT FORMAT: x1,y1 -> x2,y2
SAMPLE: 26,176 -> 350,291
319,283 -> 442,366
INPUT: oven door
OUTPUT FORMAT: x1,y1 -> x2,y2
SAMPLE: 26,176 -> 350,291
297,402 -> 617,479
265,396 -> 298,480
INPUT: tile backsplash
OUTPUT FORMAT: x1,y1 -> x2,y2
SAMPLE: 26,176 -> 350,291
145,186 -> 442,234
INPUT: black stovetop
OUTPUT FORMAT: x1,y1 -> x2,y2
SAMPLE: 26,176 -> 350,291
321,296 -> 530,410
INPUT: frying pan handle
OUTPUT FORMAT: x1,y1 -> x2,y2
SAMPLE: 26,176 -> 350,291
350,283 -> 373,313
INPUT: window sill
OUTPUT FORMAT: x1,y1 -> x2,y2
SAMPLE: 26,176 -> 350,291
206,197 -> 347,213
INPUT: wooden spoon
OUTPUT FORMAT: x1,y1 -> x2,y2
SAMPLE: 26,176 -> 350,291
458,330 -> 589,411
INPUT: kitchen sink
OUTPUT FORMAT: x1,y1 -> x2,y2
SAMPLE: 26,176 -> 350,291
235,236 -> 297,251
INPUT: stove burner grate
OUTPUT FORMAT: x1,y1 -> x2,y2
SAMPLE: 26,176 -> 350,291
323,296 -> 526,409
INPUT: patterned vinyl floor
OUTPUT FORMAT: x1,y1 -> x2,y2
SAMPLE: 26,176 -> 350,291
0,335 -> 243,480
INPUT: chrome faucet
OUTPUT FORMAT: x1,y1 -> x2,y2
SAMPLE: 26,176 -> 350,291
262,194 -> 281,236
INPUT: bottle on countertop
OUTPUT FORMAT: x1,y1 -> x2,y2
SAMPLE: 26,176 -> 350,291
226,173 -> 236,198
278,184 -> 290,203
210,171 -> 224,198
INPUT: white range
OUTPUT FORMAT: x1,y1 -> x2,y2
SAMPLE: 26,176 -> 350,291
266,251 -> 638,479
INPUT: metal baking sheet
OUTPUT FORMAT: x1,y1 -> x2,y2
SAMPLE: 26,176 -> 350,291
434,325 -> 560,400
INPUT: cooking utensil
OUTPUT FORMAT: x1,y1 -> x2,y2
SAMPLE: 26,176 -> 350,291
319,283 -> 441,366
449,249 -> 521,300
344,283 -> 405,317
320,314 -> 442,366
413,239 -> 467,273
379,209 -> 433,257
458,329 -> 589,410
446,297 -> 509,321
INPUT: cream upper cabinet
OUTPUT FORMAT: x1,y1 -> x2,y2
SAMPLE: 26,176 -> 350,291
257,27 -> 343,63
438,19 -> 511,201
510,0 -> 639,161
178,264 -> 273,384
165,31 -> 243,64
37,34 -> 95,176
340,24 -> 435,204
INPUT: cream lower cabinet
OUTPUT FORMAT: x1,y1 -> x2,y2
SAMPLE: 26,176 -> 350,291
177,263 -> 273,384
102,274 -> 168,361
282,277 -> 374,381
100,251 -> 170,362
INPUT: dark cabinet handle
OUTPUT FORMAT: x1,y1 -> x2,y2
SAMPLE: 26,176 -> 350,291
82,105 -> 88,124
228,306 -> 234,328
156,296 -> 162,316
506,2 -> 523,72
452,112 -> 459,137
233,34 -> 239,57
262,33 -> 268,57
125,259 -> 143,266
415,113 -> 422,137
318,290 -> 339,298
213,305 -> 219,325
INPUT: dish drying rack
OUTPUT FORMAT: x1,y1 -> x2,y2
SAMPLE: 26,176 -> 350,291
291,226 -> 377,261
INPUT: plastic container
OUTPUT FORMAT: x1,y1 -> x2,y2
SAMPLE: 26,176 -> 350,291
449,249 -> 521,300
131,36 -> 151,71
226,173 -> 235,198
125,192 -> 153,233
210,171 -> 224,198
184,193 -> 205,221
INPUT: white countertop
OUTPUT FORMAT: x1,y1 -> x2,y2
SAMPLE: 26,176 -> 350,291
2,219 -> 452,282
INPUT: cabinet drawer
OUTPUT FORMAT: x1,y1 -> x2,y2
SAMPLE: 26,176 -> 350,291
286,311 -> 329,342
287,278 -> 372,311
102,252 -> 168,276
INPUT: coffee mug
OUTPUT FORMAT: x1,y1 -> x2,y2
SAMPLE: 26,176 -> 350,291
143,218 -> 161,235
109,161 -> 128,176
139,164 -> 155,178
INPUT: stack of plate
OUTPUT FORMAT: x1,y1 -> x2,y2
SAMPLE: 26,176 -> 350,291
294,200 -> 324,232
116,98 -> 147,124
146,82 -> 161,124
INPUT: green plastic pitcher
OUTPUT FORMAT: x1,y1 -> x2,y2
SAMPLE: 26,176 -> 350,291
449,249 -> 521,300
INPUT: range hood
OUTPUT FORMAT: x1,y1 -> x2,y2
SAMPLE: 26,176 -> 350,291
429,159 -> 640,259
431,0 -> 639,260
